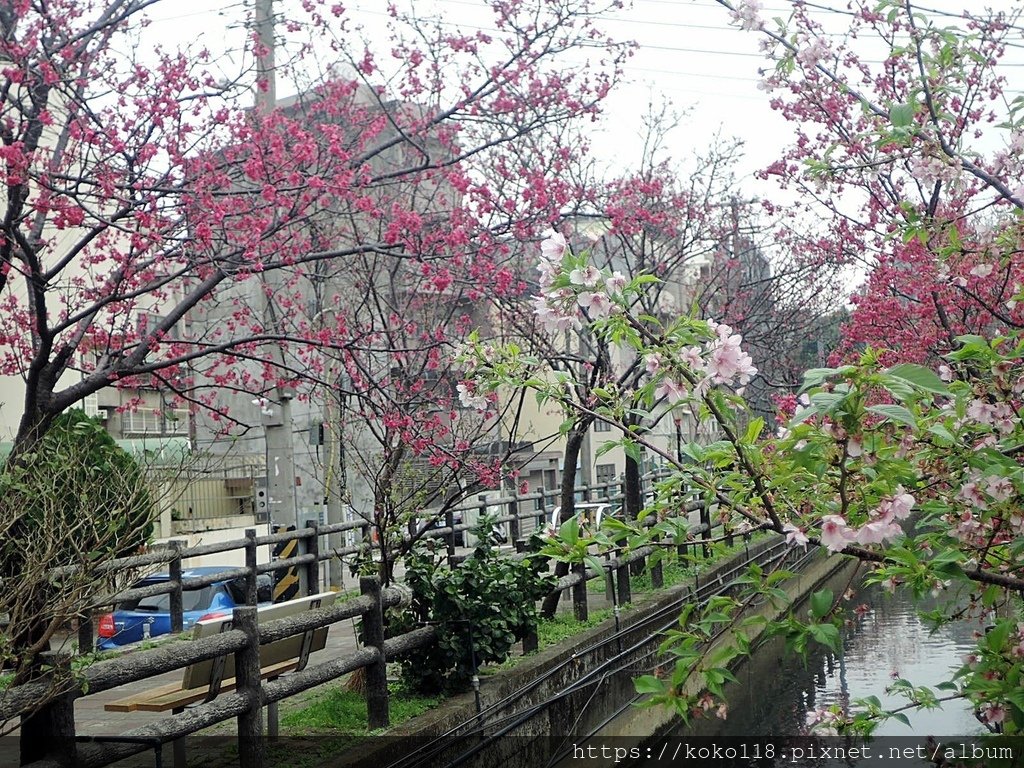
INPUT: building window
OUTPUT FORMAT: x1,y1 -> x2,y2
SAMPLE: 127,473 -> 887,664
595,463 -> 616,486
594,420 -> 611,432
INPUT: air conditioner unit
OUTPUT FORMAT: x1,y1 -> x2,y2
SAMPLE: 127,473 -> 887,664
96,408 -> 110,422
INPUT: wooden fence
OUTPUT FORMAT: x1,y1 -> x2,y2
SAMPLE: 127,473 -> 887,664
2,482 -> 718,768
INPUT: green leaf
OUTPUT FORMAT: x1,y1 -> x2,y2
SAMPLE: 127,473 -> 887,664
634,675 -> 667,695
985,620 -> 1012,654
559,516 -> 579,546
884,363 -> 949,394
927,424 -> 955,445
800,367 -> 841,391
743,417 -> 765,445
866,404 -> 917,429
889,102 -> 915,128
809,392 -> 845,411
808,622 -> 842,653
810,589 -> 833,620
622,439 -> 642,464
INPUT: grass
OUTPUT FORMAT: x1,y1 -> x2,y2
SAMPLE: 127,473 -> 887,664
536,609 -> 614,648
279,682 -> 441,735
588,531 -> 772,597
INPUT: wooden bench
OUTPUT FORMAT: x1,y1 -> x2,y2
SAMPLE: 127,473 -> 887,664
103,591 -> 338,766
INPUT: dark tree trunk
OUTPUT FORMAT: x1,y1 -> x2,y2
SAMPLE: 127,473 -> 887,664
540,421 -> 590,619
624,452 -> 645,576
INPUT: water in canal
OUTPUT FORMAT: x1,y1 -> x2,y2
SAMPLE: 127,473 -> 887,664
660,563 -> 988,744
711,566 -> 984,738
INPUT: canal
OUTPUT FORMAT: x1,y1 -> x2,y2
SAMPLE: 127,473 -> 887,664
656,561 -> 987,746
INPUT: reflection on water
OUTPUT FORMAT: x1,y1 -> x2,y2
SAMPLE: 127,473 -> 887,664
685,568 -> 986,739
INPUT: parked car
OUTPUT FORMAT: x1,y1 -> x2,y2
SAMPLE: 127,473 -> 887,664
96,566 -> 273,649
548,502 -> 615,537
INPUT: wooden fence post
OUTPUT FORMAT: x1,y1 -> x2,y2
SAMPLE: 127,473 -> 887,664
508,493 -> 520,543
571,562 -> 588,622
245,529 -> 258,604
536,488 -> 548,533
514,539 -> 539,653
77,608 -> 93,655
305,520 -> 320,595
700,502 -> 712,559
616,559 -> 631,607
650,538 -> 664,589
26,653 -> 76,767
444,508 -> 457,562
360,576 -> 389,729
233,606 -> 265,768
169,539 -> 184,634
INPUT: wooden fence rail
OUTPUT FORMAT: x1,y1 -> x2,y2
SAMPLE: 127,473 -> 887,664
7,479 -> 718,768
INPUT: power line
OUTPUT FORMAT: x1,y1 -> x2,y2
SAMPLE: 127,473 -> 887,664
145,2 -> 246,25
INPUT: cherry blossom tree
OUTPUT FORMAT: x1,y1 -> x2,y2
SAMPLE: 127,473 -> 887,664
0,0 -> 628,455
463,0 -> 1024,737
0,0 -> 628,756
714,0 -> 1024,364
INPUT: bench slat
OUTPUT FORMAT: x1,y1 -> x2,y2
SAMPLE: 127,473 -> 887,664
105,660 -> 298,712
101,591 -> 338,714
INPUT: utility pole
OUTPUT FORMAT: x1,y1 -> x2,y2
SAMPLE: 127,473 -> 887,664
255,0 -> 276,111
253,0 -> 298,532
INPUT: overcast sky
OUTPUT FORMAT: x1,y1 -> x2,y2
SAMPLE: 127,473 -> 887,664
144,0 -> 1024,208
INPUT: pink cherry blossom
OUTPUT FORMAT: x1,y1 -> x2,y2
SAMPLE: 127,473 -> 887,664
958,481 -> 989,510
456,382 -> 488,410
705,333 -> 757,386
569,265 -> 601,287
577,290 -> 613,319
783,522 -> 809,548
681,345 -> 705,371
854,519 -> 902,546
970,263 -> 994,278
540,230 -> 567,263
986,476 -> 1014,502
532,295 -> 577,334
876,488 -> 915,522
819,515 -> 855,553
605,271 -> 627,294
645,353 -> 662,375
655,377 -> 688,404
730,0 -> 763,31
536,259 -> 559,288
982,703 -> 1006,725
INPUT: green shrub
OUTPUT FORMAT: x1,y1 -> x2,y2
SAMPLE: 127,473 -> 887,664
0,409 -> 154,559
391,518 -> 552,694
1,409 -> 155,678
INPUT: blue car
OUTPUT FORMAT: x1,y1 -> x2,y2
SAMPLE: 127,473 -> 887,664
97,566 -> 273,649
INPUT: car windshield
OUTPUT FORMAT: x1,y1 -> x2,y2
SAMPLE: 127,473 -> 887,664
116,584 -> 215,613
225,574 -> 273,605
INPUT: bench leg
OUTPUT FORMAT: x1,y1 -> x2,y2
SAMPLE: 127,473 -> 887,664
172,706 -> 187,768
267,701 -> 279,742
